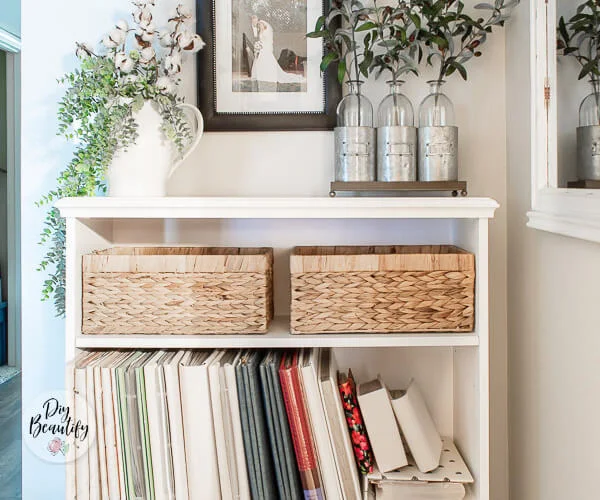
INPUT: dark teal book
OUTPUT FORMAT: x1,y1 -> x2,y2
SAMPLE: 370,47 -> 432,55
243,352 -> 264,499
236,351 -> 260,500
246,351 -> 278,500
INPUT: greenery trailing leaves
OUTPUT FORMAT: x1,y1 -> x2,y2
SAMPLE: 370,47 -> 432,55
37,1 -> 205,316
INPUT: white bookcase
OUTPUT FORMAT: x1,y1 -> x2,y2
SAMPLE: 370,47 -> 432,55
57,196 -> 497,500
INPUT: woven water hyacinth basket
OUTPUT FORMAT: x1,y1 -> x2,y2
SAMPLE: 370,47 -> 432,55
290,245 -> 475,334
82,247 -> 273,334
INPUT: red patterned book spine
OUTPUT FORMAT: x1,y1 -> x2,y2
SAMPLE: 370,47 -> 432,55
279,351 -> 324,500
338,369 -> 375,474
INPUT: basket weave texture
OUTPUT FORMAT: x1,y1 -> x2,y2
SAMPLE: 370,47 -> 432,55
290,245 -> 475,334
82,247 -> 273,334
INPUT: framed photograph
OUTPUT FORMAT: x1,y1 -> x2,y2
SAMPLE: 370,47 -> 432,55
197,0 -> 341,131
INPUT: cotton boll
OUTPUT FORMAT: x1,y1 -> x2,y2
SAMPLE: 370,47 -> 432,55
134,33 -> 150,49
176,5 -> 193,19
176,30 -> 205,52
139,25 -> 156,42
158,29 -> 173,48
156,76 -> 176,94
75,42 -> 94,59
133,7 -> 153,27
164,52 -> 182,75
139,46 -> 156,64
116,19 -> 129,32
102,35 -> 118,49
177,31 -> 205,52
167,51 -> 182,66
114,52 -> 135,73
109,27 -> 127,46
175,30 -> 194,50
132,8 -> 142,24
188,34 -> 206,53
139,18 -> 154,32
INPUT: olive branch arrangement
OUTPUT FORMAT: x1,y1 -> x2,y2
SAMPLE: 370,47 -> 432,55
308,0 -> 519,85
37,0 -> 205,316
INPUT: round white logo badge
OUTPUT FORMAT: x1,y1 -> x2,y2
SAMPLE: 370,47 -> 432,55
24,390 -> 96,464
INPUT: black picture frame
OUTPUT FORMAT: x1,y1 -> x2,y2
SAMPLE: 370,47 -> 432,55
196,0 -> 341,132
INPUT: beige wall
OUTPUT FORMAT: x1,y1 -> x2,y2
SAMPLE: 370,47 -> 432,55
507,3 -> 600,499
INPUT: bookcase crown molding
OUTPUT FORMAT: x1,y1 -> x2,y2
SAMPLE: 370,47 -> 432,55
56,196 -> 499,220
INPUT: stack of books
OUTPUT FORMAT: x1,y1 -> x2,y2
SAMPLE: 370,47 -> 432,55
68,348 -> 471,500
357,378 -> 473,499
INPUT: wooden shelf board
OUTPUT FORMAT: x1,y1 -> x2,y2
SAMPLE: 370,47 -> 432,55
56,196 -> 498,220
330,181 -> 468,195
75,317 -> 479,349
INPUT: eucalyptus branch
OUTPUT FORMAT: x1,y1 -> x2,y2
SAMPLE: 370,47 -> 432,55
38,0 -> 205,316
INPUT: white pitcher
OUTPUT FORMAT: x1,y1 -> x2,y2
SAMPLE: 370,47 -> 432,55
107,101 -> 203,197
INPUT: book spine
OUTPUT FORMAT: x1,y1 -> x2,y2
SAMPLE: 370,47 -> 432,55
93,367 -> 109,499
101,367 -> 120,499
164,362 -> 189,500
279,355 -> 324,500
224,362 -> 251,500
86,366 -> 100,500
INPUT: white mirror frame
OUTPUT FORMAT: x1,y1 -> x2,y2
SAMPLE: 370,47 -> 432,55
528,0 -> 600,243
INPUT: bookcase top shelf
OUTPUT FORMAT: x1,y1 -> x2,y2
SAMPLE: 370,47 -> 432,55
56,196 -> 498,220
75,317 -> 479,349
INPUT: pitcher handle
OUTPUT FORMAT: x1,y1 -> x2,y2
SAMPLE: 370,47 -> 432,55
167,103 -> 204,179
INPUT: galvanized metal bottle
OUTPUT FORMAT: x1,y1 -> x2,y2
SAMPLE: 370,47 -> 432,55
377,81 -> 417,181
334,80 -> 376,182
577,80 -> 600,181
418,80 -> 458,181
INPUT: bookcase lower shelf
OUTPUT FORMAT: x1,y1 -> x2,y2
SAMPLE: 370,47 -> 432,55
75,317 -> 480,349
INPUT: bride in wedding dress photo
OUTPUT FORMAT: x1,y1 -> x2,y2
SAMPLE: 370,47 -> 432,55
251,20 -> 305,85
